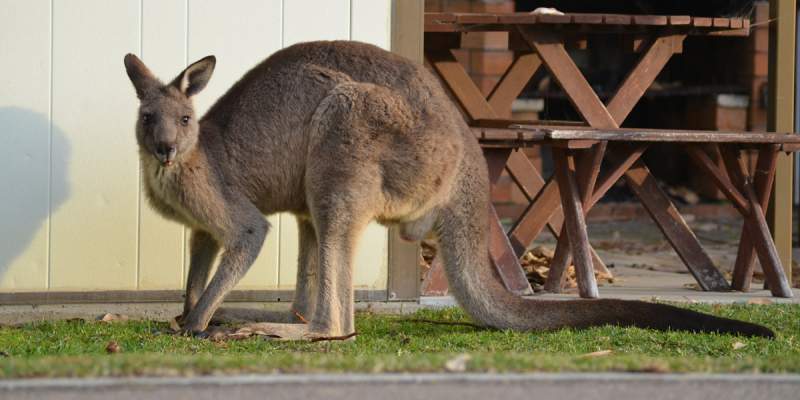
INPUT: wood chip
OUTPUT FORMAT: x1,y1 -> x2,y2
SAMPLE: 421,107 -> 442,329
105,341 -> 121,354
444,354 -> 472,372
580,349 -> 613,358
168,317 -> 182,333
98,313 -> 129,323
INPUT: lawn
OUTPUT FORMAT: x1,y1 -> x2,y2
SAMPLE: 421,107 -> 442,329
0,304 -> 798,378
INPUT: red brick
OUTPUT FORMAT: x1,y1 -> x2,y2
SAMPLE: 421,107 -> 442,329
470,50 -> 513,76
753,51 -> 768,76
461,31 -> 509,50
442,0 -> 472,12
476,1 -> 515,13
424,0 -> 444,12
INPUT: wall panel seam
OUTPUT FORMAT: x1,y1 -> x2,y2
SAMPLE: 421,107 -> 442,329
136,0 -> 144,289
46,0 -> 55,290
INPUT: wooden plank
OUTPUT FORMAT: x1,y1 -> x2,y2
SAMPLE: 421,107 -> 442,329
487,53 -> 542,117
544,225 -> 571,292
505,150 -> 545,200
720,144 -> 793,297
618,157 -> 731,291
633,15 -> 668,25
692,17 -> 713,27
742,197 -> 794,297
685,145 -> 749,213
589,144 -> 647,208
603,14 -> 632,25
485,148 -> 534,295
668,16 -> 692,25
730,18 -> 744,29
508,179 -> 561,256
425,49 -> 497,120
424,12 -> 456,25
713,18 -> 731,28
526,127 -> 800,144
730,146 -> 778,291
472,127 -> 546,142
518,28 -> 618,129
537,14 -> 572,24
497,13 -> 538,24
606,35 -> 686,125
552,148 -> 598,298
455,13 -> 498,24
488,205 -> 535,295
572,13 -> 604,24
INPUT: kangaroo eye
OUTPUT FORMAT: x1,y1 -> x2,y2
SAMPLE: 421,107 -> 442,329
141,113 -> 153,124
181,116 -> 190,126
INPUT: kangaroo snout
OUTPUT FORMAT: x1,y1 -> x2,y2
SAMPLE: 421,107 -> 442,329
155,142 -> 177,165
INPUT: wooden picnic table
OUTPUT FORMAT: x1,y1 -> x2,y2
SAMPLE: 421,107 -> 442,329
422,12 -> 798,299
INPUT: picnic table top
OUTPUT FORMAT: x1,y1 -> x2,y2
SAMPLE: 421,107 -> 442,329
472,125 -> 800,150
425,12 -> 750,36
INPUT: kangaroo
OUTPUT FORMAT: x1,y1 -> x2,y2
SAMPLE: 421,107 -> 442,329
124,41 -> 774,339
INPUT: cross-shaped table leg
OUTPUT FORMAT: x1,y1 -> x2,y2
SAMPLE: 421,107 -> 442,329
518,27 -> 731,294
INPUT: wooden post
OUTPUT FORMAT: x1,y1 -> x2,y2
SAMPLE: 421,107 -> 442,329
387,0 -> 424,300
768,0 -> 795,281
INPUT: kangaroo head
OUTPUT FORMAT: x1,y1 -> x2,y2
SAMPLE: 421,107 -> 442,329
124,54 -> 215,166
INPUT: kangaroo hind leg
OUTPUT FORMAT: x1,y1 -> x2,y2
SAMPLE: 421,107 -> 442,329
292,216 -> 318,321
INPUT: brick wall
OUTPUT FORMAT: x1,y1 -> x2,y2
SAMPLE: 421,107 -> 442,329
425,0 -> 515,105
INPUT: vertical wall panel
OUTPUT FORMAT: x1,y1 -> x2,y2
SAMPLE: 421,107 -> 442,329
351,0 -> 391,49
137,0 -> 187,289
283,0 -> 350,47
350,0 -> 391,288
188,0 -> 283,289
0,0 -> 395,294
278,0 -> 352,288
278,0 -> 389,290
0,0 -> 51,290
49,0 -> 142,289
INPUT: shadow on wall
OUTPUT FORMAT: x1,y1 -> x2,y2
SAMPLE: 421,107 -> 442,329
0,107 -> 70,286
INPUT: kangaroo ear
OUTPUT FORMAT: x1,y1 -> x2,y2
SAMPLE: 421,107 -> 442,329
172,55 -> 216,97
124,53 -> 159,99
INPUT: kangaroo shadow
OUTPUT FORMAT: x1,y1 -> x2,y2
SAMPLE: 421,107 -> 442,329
0,107 -> 70,287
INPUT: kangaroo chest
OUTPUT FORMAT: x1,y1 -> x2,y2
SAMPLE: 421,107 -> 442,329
142,159 -> 201,228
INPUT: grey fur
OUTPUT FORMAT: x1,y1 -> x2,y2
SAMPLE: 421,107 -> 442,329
124,41 -> 773,339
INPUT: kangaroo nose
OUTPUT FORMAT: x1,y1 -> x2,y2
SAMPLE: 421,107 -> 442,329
155,143 -> 176,157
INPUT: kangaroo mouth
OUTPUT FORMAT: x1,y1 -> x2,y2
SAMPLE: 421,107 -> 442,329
154,150 -> 177,167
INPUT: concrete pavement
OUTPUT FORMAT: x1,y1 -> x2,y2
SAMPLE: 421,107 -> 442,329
1,373 -> 799,400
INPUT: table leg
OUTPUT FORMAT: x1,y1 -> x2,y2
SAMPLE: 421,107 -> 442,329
552,147 -> 599,298
730,146 -> 778,291
614,153 -> 731,291
720,145 -> 792,298
504,151 -> 608,275
546,143 -> 647,292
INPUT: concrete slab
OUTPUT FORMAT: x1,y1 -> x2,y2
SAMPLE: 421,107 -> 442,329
1,373 -> 799,400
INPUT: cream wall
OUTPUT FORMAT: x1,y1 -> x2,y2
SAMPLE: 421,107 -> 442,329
0,0 -> 391,292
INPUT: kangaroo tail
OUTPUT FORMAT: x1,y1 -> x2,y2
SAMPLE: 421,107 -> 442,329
434,148 -> 774,339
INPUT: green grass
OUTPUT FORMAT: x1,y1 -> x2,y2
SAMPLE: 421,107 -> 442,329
0,304 -> 798,378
